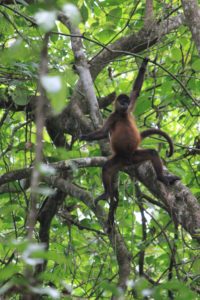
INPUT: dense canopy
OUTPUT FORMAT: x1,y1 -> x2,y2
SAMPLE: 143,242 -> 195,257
0,1 -> 199,299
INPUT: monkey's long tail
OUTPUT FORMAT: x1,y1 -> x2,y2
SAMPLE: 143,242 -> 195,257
140,128 -> 174,157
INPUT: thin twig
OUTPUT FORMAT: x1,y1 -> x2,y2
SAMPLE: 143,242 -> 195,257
26,32 -> 50,240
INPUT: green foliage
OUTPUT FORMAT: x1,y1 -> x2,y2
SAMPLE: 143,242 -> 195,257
0,0 -> 199,299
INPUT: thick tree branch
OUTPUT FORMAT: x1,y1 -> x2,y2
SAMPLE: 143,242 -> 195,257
0,157 -> 107,186
58,13 -> 102,129
89,14 -> 185,79
55,13 -> 186,144
133,162 -> 200,241
144,0 -> 154,28
1,155 -> 199,243
181,0 -> 200,56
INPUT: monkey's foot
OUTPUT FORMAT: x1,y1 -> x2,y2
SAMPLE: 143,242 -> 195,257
157,175 -> 180,185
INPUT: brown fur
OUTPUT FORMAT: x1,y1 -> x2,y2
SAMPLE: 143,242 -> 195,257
80,58 -> 180,230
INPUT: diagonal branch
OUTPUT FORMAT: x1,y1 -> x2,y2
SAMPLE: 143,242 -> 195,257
58,13 -> 102,129
44,176 -> 131,295
132,161 -> 200,241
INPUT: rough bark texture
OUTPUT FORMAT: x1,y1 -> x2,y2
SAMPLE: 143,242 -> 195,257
58,14 -> 185,137
1,2 -> 199,298
58,13 -> 102,129
44,176 -> 132,296
133,162 -> 200,240
181,0 -> 200,56
1,155 -> 199,242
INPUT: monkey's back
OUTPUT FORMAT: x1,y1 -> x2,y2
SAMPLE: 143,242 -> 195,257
110,114 -> 141,157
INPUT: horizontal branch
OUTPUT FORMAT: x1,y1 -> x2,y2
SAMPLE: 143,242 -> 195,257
0,157 -> 107,186
0,156 -> 199,242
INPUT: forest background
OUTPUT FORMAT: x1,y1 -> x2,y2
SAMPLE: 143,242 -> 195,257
0,0 -> 200,299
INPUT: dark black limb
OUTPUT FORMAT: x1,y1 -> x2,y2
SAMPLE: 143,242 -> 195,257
94,156 -> 121,207
94,156 -> 122,232
157,174 -> 180,185
129,57 -> 149,110
79,130 -> 108,141
107,193 -> 119,233
79,115 -> 114,142
130,149 -> 180,185
132,57 -> 149,94
140,128 -> 174,157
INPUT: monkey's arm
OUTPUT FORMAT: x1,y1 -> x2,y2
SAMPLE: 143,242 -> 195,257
80,129 -> 108,141
80,116 -> 113,141
129,57 -> 149,112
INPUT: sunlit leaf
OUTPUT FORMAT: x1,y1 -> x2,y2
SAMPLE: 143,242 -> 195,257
80,4 -> 88,23
34,10 -> 57,31
192,59 -> 200,71
62,4 -> 81,26
41,74 -> 66,114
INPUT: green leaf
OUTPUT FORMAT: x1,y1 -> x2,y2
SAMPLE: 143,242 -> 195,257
154,280 -> 197,300
56,21 -> 70,34
171,48 -> 182,61
134,95 -> 151,115
0,17 -> 14,36
96,29 -> 115,42
0,265 -> 20,281
0,39 -> 40,67
106,8 -> 122,23
104,0 -> 125,5
40,73 -> 67,114
192,59 -> 200,71
12,86 -> 30,106
80,4 -> 88,23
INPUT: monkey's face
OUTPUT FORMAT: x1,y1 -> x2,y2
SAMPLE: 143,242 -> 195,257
116,94 -> 130,112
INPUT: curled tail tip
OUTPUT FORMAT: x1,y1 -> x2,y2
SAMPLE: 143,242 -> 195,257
166,149 -> 173,157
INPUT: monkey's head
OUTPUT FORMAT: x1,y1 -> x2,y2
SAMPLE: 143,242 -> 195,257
115,94 -> 130,113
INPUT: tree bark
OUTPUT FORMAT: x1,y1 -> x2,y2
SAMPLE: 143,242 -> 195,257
181,0 -> 200,56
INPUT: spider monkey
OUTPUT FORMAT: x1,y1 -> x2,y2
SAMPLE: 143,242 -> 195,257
80,57 -> 180,229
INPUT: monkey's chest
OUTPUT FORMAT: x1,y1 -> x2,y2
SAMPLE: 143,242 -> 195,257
110,121 -> 141,155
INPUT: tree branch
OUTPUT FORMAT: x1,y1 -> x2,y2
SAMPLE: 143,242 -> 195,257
26,32 -> 50,240
144,0 -> 154,27
44,176 -> 131,295
181,0 -> 200,56
58,13 -> 102,129
133,162 -> 200,241
1,155 -> 199,244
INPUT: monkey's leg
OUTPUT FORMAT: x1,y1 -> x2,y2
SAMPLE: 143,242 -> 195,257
107,173 -> 119,232
131,149 -> 180,185
94,156 -> 122,205
95,156 -> 122,232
